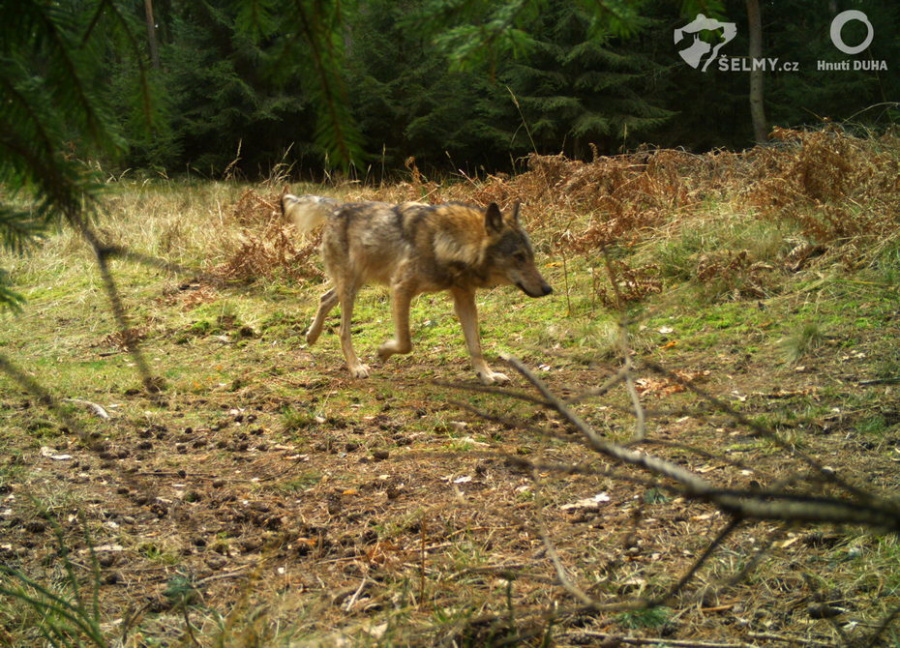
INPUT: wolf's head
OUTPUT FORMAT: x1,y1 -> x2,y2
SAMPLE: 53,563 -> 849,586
484,203 -> 553,298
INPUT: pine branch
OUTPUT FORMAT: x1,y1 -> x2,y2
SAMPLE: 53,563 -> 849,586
291,0 -> 365,171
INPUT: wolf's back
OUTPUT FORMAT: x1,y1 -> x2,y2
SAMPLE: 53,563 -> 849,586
281,194 -> 342,233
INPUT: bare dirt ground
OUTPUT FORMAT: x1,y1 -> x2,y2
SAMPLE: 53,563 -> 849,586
3,298 -> 899,647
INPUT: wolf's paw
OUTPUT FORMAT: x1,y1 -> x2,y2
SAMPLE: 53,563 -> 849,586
478,370 -> 510,386
349,364 -> 371,379
377,339 -> 412,361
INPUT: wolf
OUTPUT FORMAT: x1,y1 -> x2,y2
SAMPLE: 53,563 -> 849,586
281,192 -> 552,384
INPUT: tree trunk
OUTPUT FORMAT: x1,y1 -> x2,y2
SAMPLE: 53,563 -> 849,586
746,0 -> 767,143
144,0 -> 160,69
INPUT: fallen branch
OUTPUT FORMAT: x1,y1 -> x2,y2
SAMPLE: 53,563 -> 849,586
499,355 -> 900,532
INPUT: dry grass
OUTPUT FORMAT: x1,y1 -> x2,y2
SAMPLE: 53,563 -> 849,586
215,189 -> 322,282
197,128 -> 899,298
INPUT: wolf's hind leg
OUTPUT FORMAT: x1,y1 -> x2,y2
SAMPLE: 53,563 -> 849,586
306,288 -> 338,346
337,284 -> 370,378
378,282 -> 416,362
451,287 -> 510,385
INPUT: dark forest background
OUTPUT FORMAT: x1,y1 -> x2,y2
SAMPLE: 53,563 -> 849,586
58,0 -> 900,178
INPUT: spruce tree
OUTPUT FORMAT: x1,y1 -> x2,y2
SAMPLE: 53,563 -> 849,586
346,0 -> 522,173
501,0 -> 674,158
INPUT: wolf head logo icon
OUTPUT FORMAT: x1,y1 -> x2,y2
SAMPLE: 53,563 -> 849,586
674,14 -> 737,72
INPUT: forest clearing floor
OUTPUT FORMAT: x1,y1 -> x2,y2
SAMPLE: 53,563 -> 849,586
2,131 -> 900,646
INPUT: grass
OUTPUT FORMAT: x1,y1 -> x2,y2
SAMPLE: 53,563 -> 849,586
2,131 -> 900,646
778,322 -> 826,363
615,606 -> 672,630
0,521 -> 109,648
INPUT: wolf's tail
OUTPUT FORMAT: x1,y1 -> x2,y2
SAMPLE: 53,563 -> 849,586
280,193 -> 342,233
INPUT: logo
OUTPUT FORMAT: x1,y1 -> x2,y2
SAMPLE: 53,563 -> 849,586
830,10 -> 874,55
673,14 -> 737,72
675,11 -> 887,74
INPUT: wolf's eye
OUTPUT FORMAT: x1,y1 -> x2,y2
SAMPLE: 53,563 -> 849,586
513,252 -> 528,263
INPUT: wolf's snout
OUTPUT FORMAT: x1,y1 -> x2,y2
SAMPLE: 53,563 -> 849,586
519,281 -> 553,298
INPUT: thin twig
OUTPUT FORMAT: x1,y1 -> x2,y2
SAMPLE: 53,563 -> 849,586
636,438 -> 769,480
180,604 -> 201,648
651,517 -> 742,606
721,523 -> 788,592
613,315 -> 647,441
531,469 -> 595,607
624,355 -> 646,441
342,577 -> 369,612
564,363 -> 630,405
641,360 -> 873,503
863,601 -> 900,648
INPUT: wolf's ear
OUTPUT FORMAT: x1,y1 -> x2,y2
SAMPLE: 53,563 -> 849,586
485,203 -> 504,233
511,201 -> 521,224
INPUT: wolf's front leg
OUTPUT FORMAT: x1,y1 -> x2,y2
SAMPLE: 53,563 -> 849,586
450,288 -> 510,385
337,284 -> 370,378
